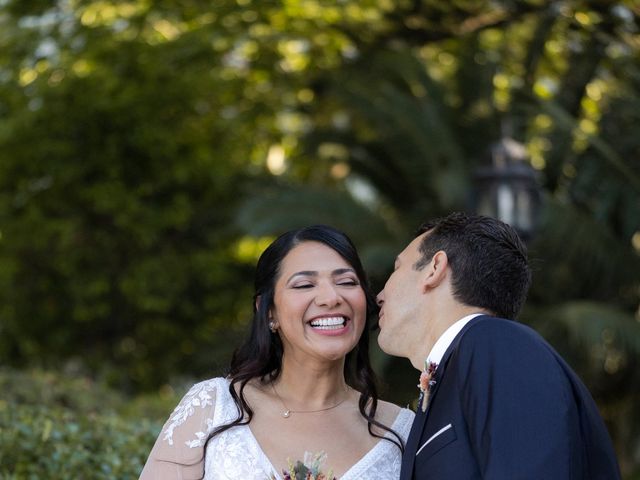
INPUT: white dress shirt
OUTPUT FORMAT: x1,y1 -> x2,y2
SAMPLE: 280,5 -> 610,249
426,313 -> 484,367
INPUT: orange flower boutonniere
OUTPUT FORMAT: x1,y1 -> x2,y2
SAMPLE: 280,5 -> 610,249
418,361 -> 438,412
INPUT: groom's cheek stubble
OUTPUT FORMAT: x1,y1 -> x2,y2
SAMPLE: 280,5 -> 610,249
375,323 -> 391,354
376,323 -> 399,357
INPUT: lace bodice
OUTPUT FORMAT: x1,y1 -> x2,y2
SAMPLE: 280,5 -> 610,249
141,377 -> 415,480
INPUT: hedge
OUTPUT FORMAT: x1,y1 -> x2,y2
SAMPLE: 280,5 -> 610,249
0,368 -> 181,479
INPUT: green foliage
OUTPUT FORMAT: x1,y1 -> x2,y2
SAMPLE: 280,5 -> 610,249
0,368 -> 122,414
0,403 -> 158,479
0,367 -> 180,420
0,0 -> 262,390
0,368 -> 177,479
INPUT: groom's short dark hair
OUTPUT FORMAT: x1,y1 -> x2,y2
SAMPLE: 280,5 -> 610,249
414,212 -> 531,320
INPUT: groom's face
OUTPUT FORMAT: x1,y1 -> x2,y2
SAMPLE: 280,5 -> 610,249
376,233 -> 429,359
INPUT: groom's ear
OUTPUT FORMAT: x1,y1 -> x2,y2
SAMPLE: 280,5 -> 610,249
422,250 -> 449,291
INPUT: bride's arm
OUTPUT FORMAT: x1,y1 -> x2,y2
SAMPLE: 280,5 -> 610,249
139,380 -> 220,480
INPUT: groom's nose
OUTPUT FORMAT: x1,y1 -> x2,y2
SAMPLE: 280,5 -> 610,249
376,291 -> 385,306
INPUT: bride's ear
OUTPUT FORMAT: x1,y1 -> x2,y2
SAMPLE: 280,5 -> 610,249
255,295 -> 274,318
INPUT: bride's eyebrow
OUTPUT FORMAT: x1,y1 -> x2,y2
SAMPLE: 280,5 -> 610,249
332,268 -> 356,276
286,268 -> 356,283
286,271 -> 317,283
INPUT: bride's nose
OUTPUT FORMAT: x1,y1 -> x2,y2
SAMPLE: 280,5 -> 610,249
314,281 -> 342,307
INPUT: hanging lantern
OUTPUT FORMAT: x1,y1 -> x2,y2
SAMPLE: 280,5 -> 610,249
473,137 -> 542,242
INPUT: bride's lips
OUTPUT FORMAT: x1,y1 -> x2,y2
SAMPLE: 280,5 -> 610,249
306,314 -> 350,336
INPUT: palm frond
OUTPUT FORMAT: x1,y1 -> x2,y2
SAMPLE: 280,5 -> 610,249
528,196 -> 640,305
530,301 -> 640,355
235,184 -> 397,248
323,50 -> 471,210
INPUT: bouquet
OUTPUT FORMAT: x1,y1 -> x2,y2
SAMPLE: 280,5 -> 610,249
270,451 -> 336,480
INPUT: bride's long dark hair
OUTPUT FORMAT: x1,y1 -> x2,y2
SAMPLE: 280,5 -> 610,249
206,224 -> 404,450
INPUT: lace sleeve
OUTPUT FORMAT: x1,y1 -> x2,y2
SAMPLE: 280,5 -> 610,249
139,378 -> 224,480
162,380 -> 219,448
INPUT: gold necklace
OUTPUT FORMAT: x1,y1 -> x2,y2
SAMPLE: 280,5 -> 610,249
271,383 -> 348,418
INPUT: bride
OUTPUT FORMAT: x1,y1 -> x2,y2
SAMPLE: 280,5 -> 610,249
140,225 -> 414,479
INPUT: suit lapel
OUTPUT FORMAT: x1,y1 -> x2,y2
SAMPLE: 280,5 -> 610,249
401,315 -> 486,479
401,405 -> 427,480
401,365 -> 444,479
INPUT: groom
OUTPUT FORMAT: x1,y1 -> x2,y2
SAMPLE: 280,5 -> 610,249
377,212 -> 620,479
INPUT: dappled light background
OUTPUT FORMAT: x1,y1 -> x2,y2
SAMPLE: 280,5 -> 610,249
1,1 -> 639,478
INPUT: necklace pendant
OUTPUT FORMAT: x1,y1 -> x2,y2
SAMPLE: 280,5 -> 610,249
282,410 -> 291,418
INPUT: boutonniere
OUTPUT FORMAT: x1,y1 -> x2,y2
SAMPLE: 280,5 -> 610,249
418,360 -> 438,412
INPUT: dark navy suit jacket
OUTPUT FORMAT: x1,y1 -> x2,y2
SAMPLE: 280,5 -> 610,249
400,315 -> 620,480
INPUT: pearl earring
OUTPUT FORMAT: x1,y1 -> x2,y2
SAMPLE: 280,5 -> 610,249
269,321 -> 277,333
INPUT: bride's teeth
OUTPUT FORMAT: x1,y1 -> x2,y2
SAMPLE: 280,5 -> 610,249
309,316 -> 346,329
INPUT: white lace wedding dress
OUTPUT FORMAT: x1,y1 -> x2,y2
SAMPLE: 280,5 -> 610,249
141,377 -> 414,480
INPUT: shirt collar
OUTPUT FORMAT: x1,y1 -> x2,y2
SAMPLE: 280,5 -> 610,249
426,313 -> 484,366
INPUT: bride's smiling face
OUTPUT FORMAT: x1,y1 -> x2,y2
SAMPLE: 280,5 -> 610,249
270,241 -> 367,362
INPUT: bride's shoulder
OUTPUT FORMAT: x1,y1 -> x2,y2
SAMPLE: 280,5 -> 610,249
161,377 -> 229,445
139,377 -> 229,479
375,399 -> 414,427
185,376 -> 229,395
174,377 -> 227,407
